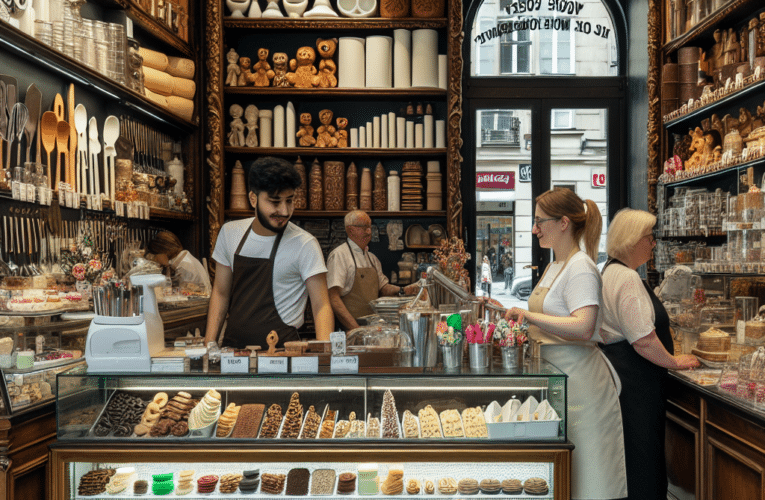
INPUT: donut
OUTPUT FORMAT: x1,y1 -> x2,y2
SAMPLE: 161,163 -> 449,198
153,392 -> 169,408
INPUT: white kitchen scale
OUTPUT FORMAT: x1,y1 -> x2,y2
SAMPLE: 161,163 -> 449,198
85,274 -> 167,373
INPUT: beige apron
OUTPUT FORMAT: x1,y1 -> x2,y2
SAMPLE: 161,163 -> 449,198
528,250 -> 627,500
340,242 -> 380,319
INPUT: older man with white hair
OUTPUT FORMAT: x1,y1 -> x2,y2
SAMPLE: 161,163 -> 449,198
326,210 -> 421,331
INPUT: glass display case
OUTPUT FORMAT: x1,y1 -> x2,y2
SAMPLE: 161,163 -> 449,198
0,316 -> 89,416
51,365 -> 571,499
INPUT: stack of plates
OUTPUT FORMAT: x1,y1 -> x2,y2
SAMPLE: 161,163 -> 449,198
369,297 -> 413,323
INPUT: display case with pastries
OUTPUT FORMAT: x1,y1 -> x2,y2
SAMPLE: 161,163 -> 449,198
51,368 -> 571,498
0,315 -> 89,416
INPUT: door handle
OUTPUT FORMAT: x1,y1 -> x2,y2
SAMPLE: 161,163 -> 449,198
523,265 -> 539,277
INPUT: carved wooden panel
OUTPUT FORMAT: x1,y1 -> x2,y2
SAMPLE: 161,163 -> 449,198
647,0 -> 661,216
205,0 -> 224,254
706,432 -> 764,500
446,0 -> 463,238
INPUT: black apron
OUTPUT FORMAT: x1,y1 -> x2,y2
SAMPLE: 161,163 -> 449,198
599,258 -> 672,500
222,225 -> 299,349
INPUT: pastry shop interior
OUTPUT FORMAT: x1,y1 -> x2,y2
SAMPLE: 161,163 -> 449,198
2,0 -> 765,497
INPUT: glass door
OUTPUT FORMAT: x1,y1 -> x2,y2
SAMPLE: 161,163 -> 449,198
469,101 -> 622,310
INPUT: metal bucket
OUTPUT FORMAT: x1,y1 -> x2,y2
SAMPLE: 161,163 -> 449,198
501,345 -> 521,371
468,343 -> 490,371
399,309 -> 438,367
441,339 -> 464,371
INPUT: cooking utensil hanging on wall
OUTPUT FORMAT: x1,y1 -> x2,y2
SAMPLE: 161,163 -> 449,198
24,83 -> 41,166
41,111 -> 58,189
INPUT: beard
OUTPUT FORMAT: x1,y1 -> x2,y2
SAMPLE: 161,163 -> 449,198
256,202 -> 289,234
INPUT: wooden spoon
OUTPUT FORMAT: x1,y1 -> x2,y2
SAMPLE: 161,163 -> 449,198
40,112 -> 58,189
53,93 -> 64,121
55,121 -> 70,193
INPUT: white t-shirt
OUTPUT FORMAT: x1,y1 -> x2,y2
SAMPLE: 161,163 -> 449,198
536,251 -> 604,344
600,263 -> 655,345
326,239 -> 389,295
212,218 -> 327,328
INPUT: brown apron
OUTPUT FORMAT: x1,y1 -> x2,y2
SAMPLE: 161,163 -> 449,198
222,225 -> 299,349
526,249 -> 628,499
340,242 -> 380,319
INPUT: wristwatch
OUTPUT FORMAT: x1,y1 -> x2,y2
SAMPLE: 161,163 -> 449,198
398,287 -> 406,297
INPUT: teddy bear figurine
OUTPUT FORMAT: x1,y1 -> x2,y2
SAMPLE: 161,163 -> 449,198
287,46 -> 317,88
271,52 -> 290,87
316,109 -> 338,148
225,48 -> 241,86
237,56 -> 253,86
334,117 -> 348,148
251,48 -> 275,87
228,104 -> 246,147
312,38 -> 338,88
297,113 -> 316,146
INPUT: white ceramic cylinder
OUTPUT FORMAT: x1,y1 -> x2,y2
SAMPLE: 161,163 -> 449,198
359,126 -> 366,148
436,119 -> 446,148
366,122 -> 373,148
406,121 -> 414,148
286,102 -> 296,147
365,35 -> 393,88
438,54 -> 448,89
273,105 -> 285,147
388,170 -> 400,211
415,123 -> 424,148
411,29 -> 439,87
397,117 -> 406,148
381,114 -> 388,148
350,128 -> 359,148
388,112 -> 396,147
373,116 -> 381,148
33,0 -> 48,22
393,29 -> 411,88
424,114 -> 434,148
259,110 -> 273,147
338,37 -> 366,87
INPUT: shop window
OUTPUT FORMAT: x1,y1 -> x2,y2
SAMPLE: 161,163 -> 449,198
551,109 -> 573,129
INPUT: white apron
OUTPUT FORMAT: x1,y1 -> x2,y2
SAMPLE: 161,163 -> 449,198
528,251 -> 627,500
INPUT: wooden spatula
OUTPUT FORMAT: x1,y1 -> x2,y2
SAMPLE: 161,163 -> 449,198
40,112 -> 57,189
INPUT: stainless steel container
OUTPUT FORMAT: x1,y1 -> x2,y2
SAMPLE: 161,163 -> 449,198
441,339 -> 464,371
468,342 -> 490,371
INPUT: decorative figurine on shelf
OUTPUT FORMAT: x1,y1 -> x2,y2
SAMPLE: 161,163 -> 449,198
313,38 -> 338,88
387,220 -> 404,251
346,161 -> 358,210
684,127 -> 706,171
237,56 -> 253,86
247,0 -> 262,16
725,28 -> 740,66
316,109 -> 338,148
228,104 -> 246,147
297,113 -> 316,146
304,0 -> 338,17
271,52 -> 290,87
262,0 -> 285,17
244,105 -> 259,147
294,157 -> 307,209
225,48 -> 241,86
337,0 -> 378,17
252,48 -> 275,87
373,162 -> 387,211
226,0 -> 251,17
309,158 -> 323,210
335,117 -> 348,148
287,46 -> 317,88
283,0 -> 309,17
737,107 -> 756,139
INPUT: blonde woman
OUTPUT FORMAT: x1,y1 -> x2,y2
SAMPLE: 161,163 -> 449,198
481,255 -> 492,297
600,208 -> 698,500
505,188 -> 626,500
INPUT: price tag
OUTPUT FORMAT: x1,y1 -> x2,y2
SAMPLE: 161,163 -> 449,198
291,356 -> 319,374
221,353 -> 250,373
330,355 -> 359,374
258,356 -> 288,373
330,331 -> 346,356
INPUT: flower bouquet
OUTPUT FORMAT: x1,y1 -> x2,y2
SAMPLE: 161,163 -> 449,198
436,313 -> 464,370
59,230 -> 105,296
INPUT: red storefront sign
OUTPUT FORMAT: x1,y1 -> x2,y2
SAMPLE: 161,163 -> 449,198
476,172 -> 515,190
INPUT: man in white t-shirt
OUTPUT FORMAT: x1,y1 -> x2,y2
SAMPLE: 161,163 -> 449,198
326,210 -> 420,331
204,157 -> 333,348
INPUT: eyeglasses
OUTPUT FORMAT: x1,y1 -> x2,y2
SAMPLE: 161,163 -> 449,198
533,217 -> 560,228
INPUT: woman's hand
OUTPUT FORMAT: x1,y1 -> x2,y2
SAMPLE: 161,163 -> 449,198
505,307 -> 527,325
674,354 -> 700,370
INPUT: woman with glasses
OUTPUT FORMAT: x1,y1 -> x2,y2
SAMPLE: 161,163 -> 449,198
599,208 -> 699,500
505,187 -> 627,500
